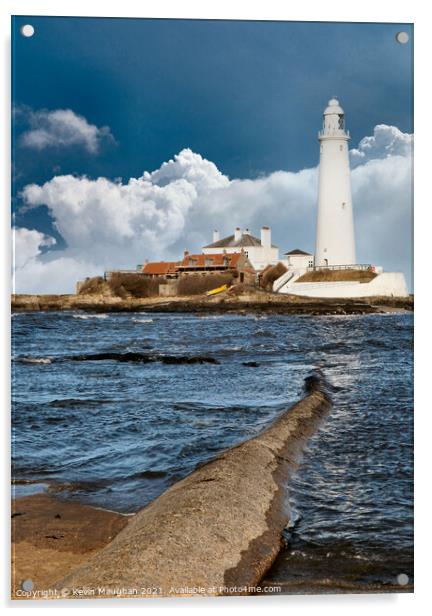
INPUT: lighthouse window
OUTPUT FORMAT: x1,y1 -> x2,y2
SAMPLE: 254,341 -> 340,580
339,144 -> 343,151
338,114 -> 344,129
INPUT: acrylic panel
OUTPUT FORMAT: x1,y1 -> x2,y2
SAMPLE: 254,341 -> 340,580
11,16 -> 413,600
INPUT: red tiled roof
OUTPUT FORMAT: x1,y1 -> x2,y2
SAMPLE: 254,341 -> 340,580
179,252 -> 242,269
142,261 -> 179,275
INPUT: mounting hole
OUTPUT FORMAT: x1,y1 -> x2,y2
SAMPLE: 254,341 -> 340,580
397,573 -> 409,586
20,24 -> 35,38
21,579 -> 34,591
395,31 -> 409,44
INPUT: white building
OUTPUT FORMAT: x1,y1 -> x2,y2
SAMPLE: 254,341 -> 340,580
202,227 -> 279,271
315,98 -> 356,266
284,249 -> 314,270
273,97 -> 409,298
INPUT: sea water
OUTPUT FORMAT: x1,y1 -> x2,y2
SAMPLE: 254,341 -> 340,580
12,311 -> 413,591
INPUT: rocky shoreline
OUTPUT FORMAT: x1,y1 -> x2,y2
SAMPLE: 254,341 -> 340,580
12,383 -> 331,599
11,494 -> 129,599
11,291 -> 413,316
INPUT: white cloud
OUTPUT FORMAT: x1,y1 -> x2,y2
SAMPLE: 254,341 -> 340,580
350,124 -> 413,167
14,126 -> 413,294
13,227 -> 56,270
12,227 -> 101,295
13,253 -> 100,296
351,154 -> 413,280
18,107 -> 113,153
148,147 -> 229,192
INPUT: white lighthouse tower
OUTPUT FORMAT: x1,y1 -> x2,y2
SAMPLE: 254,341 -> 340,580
315,98 -> 356,267
273,96 -> 409,298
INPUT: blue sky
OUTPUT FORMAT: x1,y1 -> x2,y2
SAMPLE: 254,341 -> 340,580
11,17 -> 413,292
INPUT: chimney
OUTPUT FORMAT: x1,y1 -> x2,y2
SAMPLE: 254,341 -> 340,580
261,226 -> 271,249
184,249 -> 189,258
213,229 -> 220,243
245,228 -> 250,235
234,227 -> 242,242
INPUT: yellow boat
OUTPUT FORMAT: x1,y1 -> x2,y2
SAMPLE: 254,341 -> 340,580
206,284 -> 229,296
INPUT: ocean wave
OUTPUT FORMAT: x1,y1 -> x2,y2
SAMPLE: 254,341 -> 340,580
215,346 -> 244,356
254,329 -> 275,338
18,357 -> 52,364
45,416 -> 68,424
132,318 -> 154,323
46,479 -> 113,493
72,313 -> 108,320
317,341 -> 349,352
128,469 -> 168,480
366,338 -> 398,350
48,398 -> 113,408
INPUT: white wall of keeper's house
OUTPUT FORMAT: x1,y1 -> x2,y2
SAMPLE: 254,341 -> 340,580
274,272 -> 409,298
202,227 -> 280,272
202,244 -> 279,271
284,254 -> 314,270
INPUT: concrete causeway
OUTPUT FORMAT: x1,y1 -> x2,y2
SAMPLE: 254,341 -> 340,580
54,387 -> 331,598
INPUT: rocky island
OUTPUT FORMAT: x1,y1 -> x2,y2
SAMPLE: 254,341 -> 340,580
12,284 -> 413,317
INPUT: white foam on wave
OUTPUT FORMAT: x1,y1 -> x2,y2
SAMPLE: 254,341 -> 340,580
21,357 -> 52,364
73,313 -> 108,320
132,318 -> 154,323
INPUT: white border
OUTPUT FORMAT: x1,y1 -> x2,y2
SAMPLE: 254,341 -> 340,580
1,1 -> 429,614
0,0 -> 419,22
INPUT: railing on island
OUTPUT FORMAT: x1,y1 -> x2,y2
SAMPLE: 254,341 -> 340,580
308,264 -> 372,272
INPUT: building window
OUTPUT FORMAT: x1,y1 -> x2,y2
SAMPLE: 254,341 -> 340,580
338,114 -> 344,129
